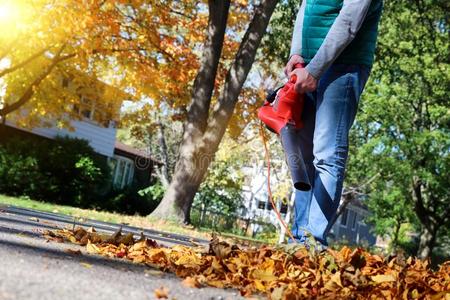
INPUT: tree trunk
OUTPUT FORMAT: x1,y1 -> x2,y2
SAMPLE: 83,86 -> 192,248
200,203 -> 206,226
411,177 -> 440,259
150,0 -> 278,224
150,0 -> 231,224
156,118 -> 171,187
417,225 -> 437,260
391,218 -> 401,252
150,148 -> 210,223
0,115 -> 6,137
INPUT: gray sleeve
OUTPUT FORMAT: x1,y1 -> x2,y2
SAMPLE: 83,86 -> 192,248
289,0 -> 306,58
306,0 -> 372,79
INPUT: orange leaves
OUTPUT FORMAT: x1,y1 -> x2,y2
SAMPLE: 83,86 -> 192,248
154,286 -> 169,299
182,276 -> 201,288
44,227 -> 450,299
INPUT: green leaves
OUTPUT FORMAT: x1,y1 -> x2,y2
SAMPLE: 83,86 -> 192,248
348,0 -> 450,258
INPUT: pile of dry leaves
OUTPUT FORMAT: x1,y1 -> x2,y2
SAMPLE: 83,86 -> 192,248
43,227 -> 449,299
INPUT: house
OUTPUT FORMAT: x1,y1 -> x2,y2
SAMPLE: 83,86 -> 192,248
0,71 -> 161,190
241,161 -> 378,246
240,161 -> 292,236
328,200 -> 377,246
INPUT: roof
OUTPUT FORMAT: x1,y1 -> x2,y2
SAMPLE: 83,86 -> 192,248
114,141 -> 163,165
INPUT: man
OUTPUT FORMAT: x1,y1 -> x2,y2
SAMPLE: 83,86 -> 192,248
285,0 -> 383,247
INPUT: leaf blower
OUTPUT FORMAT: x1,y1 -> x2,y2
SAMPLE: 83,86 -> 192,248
257,63 -> 311,191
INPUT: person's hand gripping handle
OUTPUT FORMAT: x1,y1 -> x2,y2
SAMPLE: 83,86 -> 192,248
289,63 -> 306,86
285,55 -> 317,93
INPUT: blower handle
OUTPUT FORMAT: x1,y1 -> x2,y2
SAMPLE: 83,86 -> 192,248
289,63 -> 306,84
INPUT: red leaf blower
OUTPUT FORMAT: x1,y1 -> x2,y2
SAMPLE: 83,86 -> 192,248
257,63 -> 311,191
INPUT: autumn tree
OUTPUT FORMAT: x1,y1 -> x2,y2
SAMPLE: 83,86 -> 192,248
0,1 -> 141,128
118,106 -> 184,188
148,0 -> 279,224
0,0 -> 273,225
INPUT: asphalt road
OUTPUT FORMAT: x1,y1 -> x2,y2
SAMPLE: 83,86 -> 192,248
0,205 -> 245,300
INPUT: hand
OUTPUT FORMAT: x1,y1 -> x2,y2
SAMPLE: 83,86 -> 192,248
289,68 -> 318,93
284,54 -> 304,77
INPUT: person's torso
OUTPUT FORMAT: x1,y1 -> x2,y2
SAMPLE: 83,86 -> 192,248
301,0 -> 383,66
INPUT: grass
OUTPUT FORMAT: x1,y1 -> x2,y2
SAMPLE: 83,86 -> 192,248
0,194 -> 211,240
0,194 -> 271,245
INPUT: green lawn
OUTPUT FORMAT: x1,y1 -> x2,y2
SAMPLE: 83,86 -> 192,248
0,194 -> 269,245
0,194 -> 210,239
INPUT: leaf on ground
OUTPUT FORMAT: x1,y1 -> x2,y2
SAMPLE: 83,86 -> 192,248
117,232 -> 134,246
80,262 -> 92,269
144,269 -> 164,277
371,274 -> 396,283
86,241 -> 100,254
107,227 -> 122,245
43,227 -> 450,299
65,248 -> 82,255
154,286 -> 169,299
182,276 -> 201,288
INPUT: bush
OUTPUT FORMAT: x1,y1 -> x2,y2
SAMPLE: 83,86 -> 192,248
100,181 -> 164,216
0,136 -> 110,207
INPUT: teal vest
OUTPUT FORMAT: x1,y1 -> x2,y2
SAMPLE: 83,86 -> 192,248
301,0 -> 383,66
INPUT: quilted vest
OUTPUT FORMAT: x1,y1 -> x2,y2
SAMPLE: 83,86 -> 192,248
302,0 -> 383,66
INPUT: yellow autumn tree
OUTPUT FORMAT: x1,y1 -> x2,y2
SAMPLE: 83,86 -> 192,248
0,0 -> 129,127
0,0 -> 279,224
0,1 -> 204,128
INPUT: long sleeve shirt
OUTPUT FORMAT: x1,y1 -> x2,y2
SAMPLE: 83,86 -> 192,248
290,0 -> 373,79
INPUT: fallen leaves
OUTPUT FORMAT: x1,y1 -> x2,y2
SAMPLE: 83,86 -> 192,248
154,286 -> 169,299
182,276 -> 201,288
80,262 -> 92,269
65,249 -> 82,255
370,274 -> 396,283
43,227 -> 450,299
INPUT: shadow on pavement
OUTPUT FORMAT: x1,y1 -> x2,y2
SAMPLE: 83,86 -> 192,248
0,234 -> 170,276
2,206 -> 208,246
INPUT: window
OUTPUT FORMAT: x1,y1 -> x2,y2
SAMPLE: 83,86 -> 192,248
73,96 -> 113,128
352,212 -> 358,230
74,97 -> 94,120
62,77 -> 69,87
109,156 -> 134,189
258,200 -> 266,210
340,208 -> 349,226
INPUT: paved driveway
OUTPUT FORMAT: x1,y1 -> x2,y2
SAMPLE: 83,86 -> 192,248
0,206 -> 245,300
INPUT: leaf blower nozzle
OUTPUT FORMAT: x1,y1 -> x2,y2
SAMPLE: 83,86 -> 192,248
257,63 -> 311,191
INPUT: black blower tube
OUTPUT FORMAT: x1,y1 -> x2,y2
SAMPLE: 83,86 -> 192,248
280,125 -> 311,191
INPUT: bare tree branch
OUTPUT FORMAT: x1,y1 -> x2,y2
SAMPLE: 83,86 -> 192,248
0,45 -> 74,117
0,47 -> 50,78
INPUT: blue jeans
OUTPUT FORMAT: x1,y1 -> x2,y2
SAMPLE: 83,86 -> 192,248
291,64 -> 371,245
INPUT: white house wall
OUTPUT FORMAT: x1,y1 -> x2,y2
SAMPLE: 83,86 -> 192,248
6,120 -> 117,157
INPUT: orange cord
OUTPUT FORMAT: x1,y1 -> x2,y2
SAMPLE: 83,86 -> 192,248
259,123 -> 297,244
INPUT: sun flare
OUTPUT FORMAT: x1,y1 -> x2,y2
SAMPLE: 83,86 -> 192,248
0,0 -> 29,38
0,1 -> 21,23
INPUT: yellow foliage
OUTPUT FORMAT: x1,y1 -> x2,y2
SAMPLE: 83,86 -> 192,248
0,0 -> 268,138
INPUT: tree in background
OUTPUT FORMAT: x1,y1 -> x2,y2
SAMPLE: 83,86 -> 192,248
1,0 -> 274,224
260,0 -> 449,259
0,1 -> 206,128
193,159 -> 244,228
150,0 -> 279,224
118,107 -> 184,188
0,0 -> 130,126
348,0 -> 449,259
